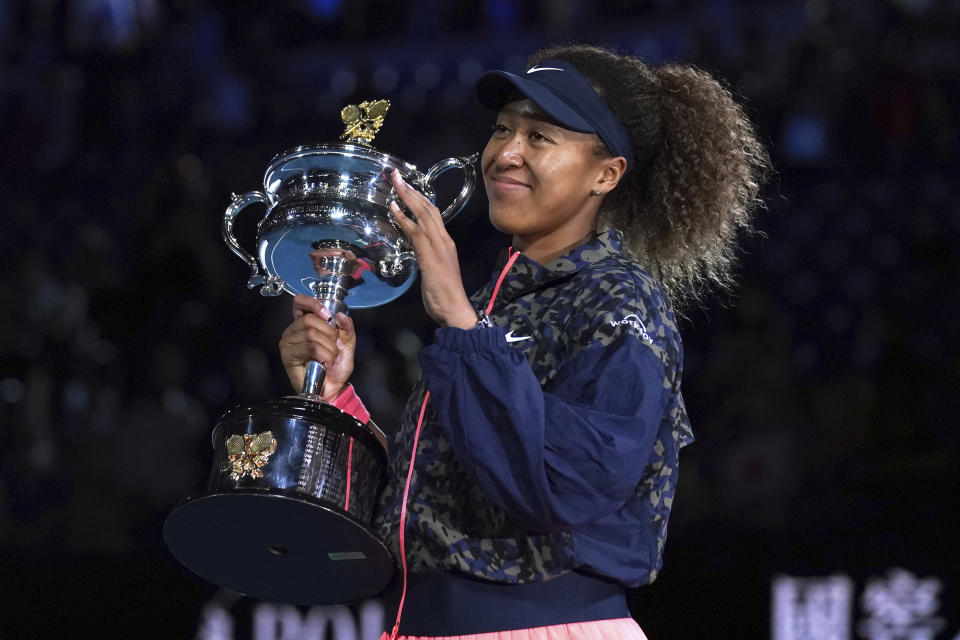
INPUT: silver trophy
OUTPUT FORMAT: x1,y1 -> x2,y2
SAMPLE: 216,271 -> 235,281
164,100 -> 477,605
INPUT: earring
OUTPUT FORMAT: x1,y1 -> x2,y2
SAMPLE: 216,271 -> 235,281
590,190 -> 603,197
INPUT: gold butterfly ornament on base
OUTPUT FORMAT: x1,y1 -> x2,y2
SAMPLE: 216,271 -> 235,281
225,431 -> 278,480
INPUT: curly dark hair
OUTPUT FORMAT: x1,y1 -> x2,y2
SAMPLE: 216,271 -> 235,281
528,45 -> 771,306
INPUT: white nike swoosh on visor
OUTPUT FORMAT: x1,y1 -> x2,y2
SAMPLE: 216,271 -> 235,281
526,66 -> 564,74
505,330 -> 532,343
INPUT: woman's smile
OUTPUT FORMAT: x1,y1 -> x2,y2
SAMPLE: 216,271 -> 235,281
487,173 -> 531,192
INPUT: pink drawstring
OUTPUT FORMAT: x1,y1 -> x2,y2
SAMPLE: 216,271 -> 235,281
485,247 -> 522,315
389,247 -> 521,640
389,390 -> 431,640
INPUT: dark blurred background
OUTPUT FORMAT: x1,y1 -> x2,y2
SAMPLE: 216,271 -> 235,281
1,0 -> 958,638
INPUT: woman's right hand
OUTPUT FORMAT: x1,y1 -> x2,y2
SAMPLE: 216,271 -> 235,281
278,294 -> 357,401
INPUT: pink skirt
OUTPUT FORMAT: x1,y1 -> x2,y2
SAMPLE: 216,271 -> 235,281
378,617 -> 648,640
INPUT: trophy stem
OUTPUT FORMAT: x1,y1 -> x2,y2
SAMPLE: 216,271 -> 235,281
301,361 -> 327,397
301,247 -> 357,398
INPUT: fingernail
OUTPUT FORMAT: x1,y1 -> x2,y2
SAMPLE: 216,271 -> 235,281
318,307 -> 331,320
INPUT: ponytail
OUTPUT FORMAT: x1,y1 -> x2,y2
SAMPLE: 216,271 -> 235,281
528,45 -> 771,306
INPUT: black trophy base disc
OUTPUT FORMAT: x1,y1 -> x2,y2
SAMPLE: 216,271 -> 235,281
164,491 -> 394,605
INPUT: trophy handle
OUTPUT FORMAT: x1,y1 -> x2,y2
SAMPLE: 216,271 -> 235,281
223,191 -> 284,296
422,153 -> 479,223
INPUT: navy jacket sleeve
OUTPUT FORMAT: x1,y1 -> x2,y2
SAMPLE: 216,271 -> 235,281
419,325 -> 669,533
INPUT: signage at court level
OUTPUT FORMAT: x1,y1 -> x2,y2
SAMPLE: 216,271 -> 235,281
773,568 -> 950,640
195,593 -> 385,640
191,566 -> 955,639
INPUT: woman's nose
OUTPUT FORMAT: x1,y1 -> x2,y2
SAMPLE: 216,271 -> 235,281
495,137 -> 524,167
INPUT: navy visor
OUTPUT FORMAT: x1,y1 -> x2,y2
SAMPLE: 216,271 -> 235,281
475,59 -> 635,172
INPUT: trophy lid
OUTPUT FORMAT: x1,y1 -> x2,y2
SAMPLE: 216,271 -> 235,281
262,143 -> 419,200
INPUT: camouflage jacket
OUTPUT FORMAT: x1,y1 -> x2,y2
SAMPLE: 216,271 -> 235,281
373,229 -> 694,587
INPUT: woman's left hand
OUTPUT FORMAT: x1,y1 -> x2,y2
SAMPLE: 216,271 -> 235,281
388,169 -> 477,329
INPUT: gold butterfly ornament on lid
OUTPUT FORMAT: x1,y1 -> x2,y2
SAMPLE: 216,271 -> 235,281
340,99 -> 390,145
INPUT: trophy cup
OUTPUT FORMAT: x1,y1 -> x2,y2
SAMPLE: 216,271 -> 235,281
164,100 -> 477,605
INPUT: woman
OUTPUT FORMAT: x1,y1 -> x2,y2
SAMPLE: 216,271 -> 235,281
279,44 -> 769,640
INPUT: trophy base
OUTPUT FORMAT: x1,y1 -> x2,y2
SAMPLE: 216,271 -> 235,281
164,490 -> 394,605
